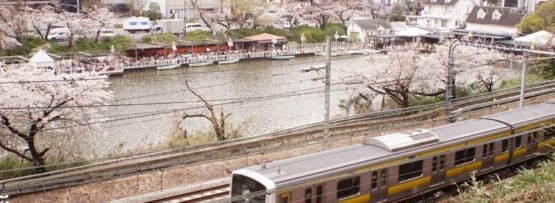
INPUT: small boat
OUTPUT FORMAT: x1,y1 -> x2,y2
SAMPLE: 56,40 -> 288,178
156,63 -> 181,70
217,58 -> 240,64
269,55 -> 296,60
337,51 -> 352,56
314,51 -> 339,57
347,50 -> 364,55
188,61 -> 214,67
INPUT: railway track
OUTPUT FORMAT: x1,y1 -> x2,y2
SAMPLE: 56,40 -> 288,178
2,81 -> 555,197
152,184 -> 229,203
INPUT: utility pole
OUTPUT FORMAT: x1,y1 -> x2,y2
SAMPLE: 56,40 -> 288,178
519,51 -> 528,108
77,0 -> 80,15
323,37 -> 331,145
446,41 -> 458,123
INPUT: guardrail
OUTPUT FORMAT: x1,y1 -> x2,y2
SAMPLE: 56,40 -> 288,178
1,81 -> 554,196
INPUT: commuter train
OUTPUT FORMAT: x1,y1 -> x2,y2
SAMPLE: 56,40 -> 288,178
230,99 -> 555,203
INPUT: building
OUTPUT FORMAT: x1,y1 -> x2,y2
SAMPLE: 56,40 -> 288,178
406,0 -> 478,30
0,0 -> 57,5
465,6 -> 525,36
347,18 -> 393,42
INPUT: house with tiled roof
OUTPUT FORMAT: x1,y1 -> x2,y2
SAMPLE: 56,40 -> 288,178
465,6 -> 526,36
406,0 -> 478,30
347,18 -> 393,42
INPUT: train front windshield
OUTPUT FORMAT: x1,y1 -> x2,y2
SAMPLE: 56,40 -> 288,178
231,174 -> 266,203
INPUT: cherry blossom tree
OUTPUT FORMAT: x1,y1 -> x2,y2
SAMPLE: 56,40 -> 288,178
87,7 -> 116,43
341,43 -> 505,108
305,3 -> 336,29
0,63 -> 112,173
277,2 -> 304,28
0,5 -> 29,43
28,6 -> 62,41
64,12 -> 97,48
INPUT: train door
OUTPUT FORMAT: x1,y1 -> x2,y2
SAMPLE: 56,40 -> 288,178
482,143 -> 495,169
370,171 -> 378,202
376,168 -> 388,201
528,132 -> 539,153
431,155 -> 446,185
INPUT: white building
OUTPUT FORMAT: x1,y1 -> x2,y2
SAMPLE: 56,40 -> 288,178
347,19 -> 393,42
407,0 -> 478,30
465,6 -> 525,36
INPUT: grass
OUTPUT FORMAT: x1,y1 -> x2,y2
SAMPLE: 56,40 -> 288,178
0,156 -> 89,180
453,153 -> 555,202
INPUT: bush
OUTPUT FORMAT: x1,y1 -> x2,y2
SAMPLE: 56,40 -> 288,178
3,36 -> 46,56
151,33 -> 178,44
498,73 -> 545,90
186,30 -> 211,42
530,59 -> 555,79
292,25 -> 327,43
324,23 -> 347,36
142,35 -> 154,43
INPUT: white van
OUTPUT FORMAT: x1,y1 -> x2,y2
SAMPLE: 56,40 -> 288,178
47,27 -> 71,41
123,17 -> 153,33
99,28 -> 116,38
185,23 -> 209,33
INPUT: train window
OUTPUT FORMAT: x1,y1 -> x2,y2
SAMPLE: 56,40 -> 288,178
455,148 -> 475,166
528,132 -> 538,144
482,144 -> 488,157
439,155 -> 445,170
545,127 -> 555,139
432,157 -> 438,172
380,169 -> 387,187
398,160 -> 423,182
515,135 -> 522,148
231,175 -> 266,203
371,171 -> 378,189
316,185 -> 323,203
336,176 -> 360,199
305,188 -> 312,203
489,143 -> 494,156
502,139 -> 509,152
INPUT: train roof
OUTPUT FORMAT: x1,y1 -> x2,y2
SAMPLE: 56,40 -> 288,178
235,100 -> 555,188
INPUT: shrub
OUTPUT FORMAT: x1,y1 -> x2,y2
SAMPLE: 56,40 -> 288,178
324,23 -> 347,36
291,25 -> 327,43
186,30 -> 211,41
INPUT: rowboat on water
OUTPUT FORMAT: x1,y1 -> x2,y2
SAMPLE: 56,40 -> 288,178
347,50 -> 364,55
217,58 -> 240,64
269,55 -> 295,60
156,63 -> 181,70
314,51 -> 339,57
188,61 -> 214,67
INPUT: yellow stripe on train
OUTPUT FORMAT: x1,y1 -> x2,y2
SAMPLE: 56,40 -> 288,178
388,176 -> 431,196
445,161 -> 482,178
338,193 -> 370,203
512,147 -> 528,158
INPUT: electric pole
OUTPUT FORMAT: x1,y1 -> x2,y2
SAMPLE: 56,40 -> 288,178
519,51 -> 528,108
323,37 -> 331,145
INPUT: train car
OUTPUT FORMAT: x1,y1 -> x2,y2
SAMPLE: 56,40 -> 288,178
230,99 -> 555,203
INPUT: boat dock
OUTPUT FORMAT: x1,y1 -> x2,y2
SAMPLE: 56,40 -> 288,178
63,42 -> 374,76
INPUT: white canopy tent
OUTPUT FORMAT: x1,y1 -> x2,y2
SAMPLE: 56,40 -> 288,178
395,27 -> 430,37
29,49 -> 55,68
514,30 -> 554,47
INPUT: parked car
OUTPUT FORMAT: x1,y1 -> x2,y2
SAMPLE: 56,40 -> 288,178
185,23 -> 209,33
47,27 -> 71,41
99,28 -> 116,38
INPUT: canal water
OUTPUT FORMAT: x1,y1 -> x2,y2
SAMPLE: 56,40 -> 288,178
88,55 -> 370,156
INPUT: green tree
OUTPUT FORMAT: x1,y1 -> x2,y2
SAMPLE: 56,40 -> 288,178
518,14 -> 546,34
518,1 -> 555,33
147,2 -> 162,21
292,25 -> 327,43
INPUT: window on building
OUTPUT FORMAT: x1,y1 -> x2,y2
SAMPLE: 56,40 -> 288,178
492,9 -> 502,21
398,160 -> 424,182
502,139 -> 509,152
455,148 -> 476,166
477,9 -> 486,19
337,176 -> 360,199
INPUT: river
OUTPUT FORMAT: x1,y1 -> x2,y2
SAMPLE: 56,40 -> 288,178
87,55 -> 370,156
